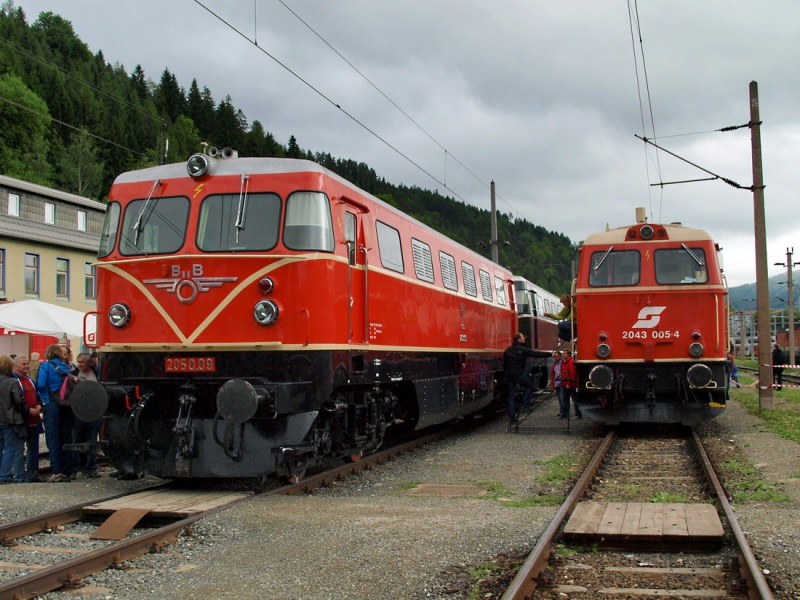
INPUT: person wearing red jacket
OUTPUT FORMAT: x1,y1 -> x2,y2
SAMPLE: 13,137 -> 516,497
560,349 -> 582,419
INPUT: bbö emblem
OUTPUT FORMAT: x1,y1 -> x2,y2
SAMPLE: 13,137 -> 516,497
144,264 -> 237,303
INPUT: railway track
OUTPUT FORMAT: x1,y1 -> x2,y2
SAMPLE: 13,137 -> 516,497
0,423 -> 467,599
738,366 -> 800,388
502,426 -> 773,599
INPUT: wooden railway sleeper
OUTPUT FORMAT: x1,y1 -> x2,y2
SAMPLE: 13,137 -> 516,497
1,534 -> 17,548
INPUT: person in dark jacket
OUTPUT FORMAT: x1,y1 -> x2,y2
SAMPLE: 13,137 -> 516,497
0,354 -> 26,483
503,333 -> 548,424
772,344 -> 786,391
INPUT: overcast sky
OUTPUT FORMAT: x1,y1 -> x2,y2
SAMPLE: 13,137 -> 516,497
14,0 -> 800,287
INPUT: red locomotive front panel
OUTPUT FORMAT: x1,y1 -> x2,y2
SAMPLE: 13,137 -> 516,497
574,217 -> 729,425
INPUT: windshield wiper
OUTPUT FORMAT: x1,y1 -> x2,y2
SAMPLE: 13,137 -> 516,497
593,246 -> 614,271
681,243 -> 704,267
234,174 -> 250,245
132,179 -> 161,246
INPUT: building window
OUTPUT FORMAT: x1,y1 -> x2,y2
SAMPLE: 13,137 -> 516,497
56,258 -> 70,298
24,253 -> 39,295
45,202 -> 55,224
78,210 -> 87,231
8,194 -> 20,217
0,248 -> 5,294
85,263 -> 97,300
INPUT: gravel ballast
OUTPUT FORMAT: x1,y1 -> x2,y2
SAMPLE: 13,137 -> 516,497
1,394 -> 799,599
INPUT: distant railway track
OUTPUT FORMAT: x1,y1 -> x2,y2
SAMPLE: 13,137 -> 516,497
737,366 -> 800,388
502,426 -> 773,599
0,422 -> 470,599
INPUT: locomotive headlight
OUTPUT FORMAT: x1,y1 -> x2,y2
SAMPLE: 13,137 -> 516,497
689,342 -> 704,358
258,277 -> 274,294
640,225 -> 654,240
254,299 -> 279,326
596,343 -> 611,358
589,365 -> 614,389
187,153 -> 210,177
108,303 -> 131,328
687,364 -> 713,387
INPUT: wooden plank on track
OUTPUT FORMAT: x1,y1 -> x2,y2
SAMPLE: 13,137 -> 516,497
661,503 -> 689,537
563,501 -> 606,534
619,502 -> 642,536
638,503 -> 664,536
685,503 -> 724,537
84,489 -> 253,517
597,502 -> 627,535
90,507 -> 152,541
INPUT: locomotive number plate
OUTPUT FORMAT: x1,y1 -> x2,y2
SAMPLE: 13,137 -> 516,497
165,357 -> 216,373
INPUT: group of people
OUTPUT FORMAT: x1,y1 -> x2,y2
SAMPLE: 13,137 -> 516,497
0,345 -> 101,484
503,332 -> 581,425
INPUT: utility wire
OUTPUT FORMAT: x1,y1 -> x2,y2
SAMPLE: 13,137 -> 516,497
274,0 -> 500,210
627,0 -> 663,223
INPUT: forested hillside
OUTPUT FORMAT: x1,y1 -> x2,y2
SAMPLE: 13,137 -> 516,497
0,3 -> 576,294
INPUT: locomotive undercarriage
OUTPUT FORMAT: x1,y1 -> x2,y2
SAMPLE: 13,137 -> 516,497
576,361 -> 728,425
87,350 -> 499,481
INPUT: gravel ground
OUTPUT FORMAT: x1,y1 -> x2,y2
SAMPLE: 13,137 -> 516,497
1,393 -> 799,599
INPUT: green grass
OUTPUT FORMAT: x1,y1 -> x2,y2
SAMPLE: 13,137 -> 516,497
399,480 -> 422,490
730,376 -> 800,443
648,491 -> 691,503
533,454 -> 575,482
720,457 -> 792,502
502,494 -> 565,507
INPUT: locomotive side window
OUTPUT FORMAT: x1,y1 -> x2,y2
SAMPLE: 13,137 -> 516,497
411,238 -> 435,283
98,201 -> 121,258
589,249 -> 640,287
119,196 -> 189,256
439,251 -> 459,291
197,193 -> 280,251
462,262 -> 478,297
655,247 -> 708,284
495,276 -> 506,306
479,269 -> 493,302
283,191 -> 334,251
345,212 -> 357,266
376,220 -> 404,273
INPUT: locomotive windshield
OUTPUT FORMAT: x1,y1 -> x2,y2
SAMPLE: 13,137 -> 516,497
589,249 -> 640,287
654,247 -> 708,284
119,196 -> 189,256
197,192 -> 281,251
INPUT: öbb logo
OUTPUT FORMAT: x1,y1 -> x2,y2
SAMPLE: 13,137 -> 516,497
632,306 -> 667,329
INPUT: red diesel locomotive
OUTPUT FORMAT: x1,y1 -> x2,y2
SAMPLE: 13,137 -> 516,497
79,148 -> 519,481
574,208 -> 729,425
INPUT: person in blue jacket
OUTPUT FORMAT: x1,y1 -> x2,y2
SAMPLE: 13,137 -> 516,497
36,344 -> 76,482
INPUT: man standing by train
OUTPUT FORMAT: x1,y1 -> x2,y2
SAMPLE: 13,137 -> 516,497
503,333 -> 543,425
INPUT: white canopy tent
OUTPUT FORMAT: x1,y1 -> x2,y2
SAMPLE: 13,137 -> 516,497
0,299 -> 89,338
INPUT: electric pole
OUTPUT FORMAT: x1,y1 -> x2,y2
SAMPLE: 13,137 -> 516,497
775,247 -> 797,366
750,81 -> 773,410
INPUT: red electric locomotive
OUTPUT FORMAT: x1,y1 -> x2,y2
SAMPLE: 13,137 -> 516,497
574,208 -> 729,425
76,148 -> 518,481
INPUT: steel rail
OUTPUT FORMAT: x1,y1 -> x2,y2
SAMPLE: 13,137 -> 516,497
501,430 -> 616,599
0,419 -> 474,599
691,428 -> 773,600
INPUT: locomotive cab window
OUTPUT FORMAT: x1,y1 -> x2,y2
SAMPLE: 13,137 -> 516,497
655,247 -> 708,284
589,249 -> 640,287
119,196 -> 189,256
283,191 -> 334,251
197,192 -> 280,251
98,201 -> 121,258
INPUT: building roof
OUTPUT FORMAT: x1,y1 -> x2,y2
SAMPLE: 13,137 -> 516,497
0,174 -> 107,211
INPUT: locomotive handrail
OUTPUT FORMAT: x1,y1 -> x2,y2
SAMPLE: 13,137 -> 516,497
362,245 -> 369,341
